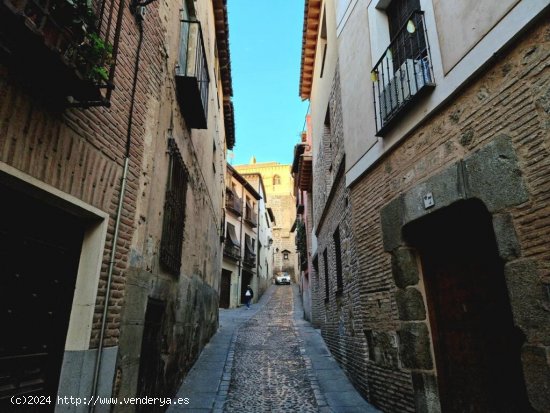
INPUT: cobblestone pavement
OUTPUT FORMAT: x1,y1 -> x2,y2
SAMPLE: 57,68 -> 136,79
224,285 -> 318,413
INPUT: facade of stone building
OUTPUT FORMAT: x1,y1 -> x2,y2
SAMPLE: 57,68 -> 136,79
221,164 -> 273,309
0,0 -> 234,408
300,0 -> 550,412
237,172 -> 275,298
234,161 -> 298,281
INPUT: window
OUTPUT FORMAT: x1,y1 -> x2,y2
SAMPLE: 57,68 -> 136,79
323,249 -> 329,302
386,0 -> 424,71
324,108 -> 334,189
160,139 -> 188,275
273,175 -> 281,185
333,227 -> 343,295
284,252 -> 289,260
319,7 -> 328,78
244,234 -> 256,267
175,18 -> 210,129
370,0 -> 434,135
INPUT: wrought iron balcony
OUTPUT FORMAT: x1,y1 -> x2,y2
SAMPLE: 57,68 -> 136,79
175,19 -> 209,129
0,0 -> 120,106
223,242 -> 240,261
371,10 -> 435,136
243,249 -> 256,268
244,209 -> 257,228
225,190 -> 242,216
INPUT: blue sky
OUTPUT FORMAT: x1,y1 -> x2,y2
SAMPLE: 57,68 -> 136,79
227,0 -> 309,166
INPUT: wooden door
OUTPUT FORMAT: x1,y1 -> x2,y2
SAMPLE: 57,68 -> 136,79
219,269 -> 231,308
0,184 -> 84,408
405,200 -> 532,413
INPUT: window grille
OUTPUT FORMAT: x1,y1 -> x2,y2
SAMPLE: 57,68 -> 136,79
323,249 -> 329,302
333,227 -> 343,295
371,9 -> 435,135
160,139 -> 188,275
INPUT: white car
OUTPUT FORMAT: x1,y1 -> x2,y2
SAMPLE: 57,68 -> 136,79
275,273 -> 291,285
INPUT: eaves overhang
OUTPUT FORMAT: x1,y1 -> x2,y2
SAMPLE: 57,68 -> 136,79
213,0 -> 235,149
297,154 -> 313,192
299,0 -> 321,100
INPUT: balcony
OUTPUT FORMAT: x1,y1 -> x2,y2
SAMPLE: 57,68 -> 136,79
244,209 -> 257,228
0,0 -> 119,106
223,243 -> 240,261
224,223 -> 241,261
243,249 -> 255,268
225,189 -> 242,216
371,10 -> 435,136
292,143 -> 312,192
175,20 -> 209,129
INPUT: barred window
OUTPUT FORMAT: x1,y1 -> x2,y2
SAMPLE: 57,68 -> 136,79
323,249 -> 329,302
160,139 -> 188,275
333,227 -> 343,295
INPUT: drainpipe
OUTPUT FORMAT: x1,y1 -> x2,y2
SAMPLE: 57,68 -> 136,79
89,8 -> 145,411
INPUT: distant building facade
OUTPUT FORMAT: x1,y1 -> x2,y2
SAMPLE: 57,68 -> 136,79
221,164 -> 273,308
238,172 -> 276,297
235,161 -> 298,281
300,0 -> 550,412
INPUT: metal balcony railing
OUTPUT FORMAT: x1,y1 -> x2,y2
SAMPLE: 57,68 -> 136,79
225,190 -> 242,216
371,10 -> 435,136
0,0 -> 121,106
243,250 -> 256,268
244,209 -> 257,228
175,19 -> 209,129
223,243 -> 240,261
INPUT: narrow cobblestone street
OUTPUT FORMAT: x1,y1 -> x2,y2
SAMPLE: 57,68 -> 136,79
169,285 -> 377,412
224,286 -> 317,412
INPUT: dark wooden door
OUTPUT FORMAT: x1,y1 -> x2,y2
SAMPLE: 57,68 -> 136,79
405,200 -> 532,413
0,184 -> 84,409
219,269 -> 231,308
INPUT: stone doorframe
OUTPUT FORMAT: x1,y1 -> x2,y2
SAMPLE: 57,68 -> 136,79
380,135 -> 549,412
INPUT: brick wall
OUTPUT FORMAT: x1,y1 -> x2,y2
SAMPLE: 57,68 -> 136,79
312,65 -> 380,403
310,14 -> 550,413
0,2 -> 165,349
323,14 -> 550,413
1,0 -> 227,402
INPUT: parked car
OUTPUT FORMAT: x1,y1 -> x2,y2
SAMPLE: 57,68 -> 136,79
275,272 -> 291,285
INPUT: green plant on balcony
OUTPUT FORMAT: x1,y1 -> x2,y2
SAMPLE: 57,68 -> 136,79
77,32 -> 113,82
50,0 -> 113,83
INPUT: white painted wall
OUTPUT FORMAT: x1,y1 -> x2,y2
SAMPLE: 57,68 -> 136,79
310,0 -> 340,170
